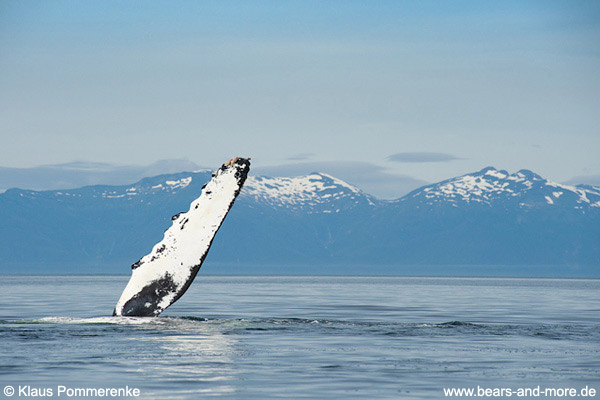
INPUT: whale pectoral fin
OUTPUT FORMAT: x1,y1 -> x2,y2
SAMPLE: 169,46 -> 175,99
113,158 -> 250,317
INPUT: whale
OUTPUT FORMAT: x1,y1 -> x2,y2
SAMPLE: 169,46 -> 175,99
113,157 -> 250,317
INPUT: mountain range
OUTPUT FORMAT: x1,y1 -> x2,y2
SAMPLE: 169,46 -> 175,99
1,167 -> 598,276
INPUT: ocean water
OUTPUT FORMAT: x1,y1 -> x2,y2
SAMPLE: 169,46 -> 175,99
0,275 -> 599,399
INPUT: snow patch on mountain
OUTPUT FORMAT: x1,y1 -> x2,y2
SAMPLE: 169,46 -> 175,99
165,176 -> 192,189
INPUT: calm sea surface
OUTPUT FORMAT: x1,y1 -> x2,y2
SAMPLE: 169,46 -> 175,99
1,275 -> 599,399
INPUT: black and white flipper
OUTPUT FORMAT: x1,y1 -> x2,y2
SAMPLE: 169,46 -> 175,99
113,157 -> 250,317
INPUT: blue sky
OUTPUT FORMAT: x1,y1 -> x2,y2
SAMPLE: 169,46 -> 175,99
1,1 -> 599,197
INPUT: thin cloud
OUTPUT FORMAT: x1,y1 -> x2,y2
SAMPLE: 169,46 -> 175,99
0,159 -> 204,192
564,174 -> 600,188
287,153 -> 315,161
387,152 -> 463,163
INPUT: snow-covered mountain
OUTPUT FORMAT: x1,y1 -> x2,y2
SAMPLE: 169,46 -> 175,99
241,173 -> 376,212
401,166 -> 600,211
0,167 -> 598,276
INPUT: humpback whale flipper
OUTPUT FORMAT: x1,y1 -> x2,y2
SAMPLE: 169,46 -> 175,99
113,157 -> 250,317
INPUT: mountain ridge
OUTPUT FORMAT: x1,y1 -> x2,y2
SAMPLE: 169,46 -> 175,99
0,166 -> 598,276
399,166 -> 600,210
